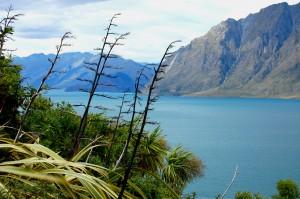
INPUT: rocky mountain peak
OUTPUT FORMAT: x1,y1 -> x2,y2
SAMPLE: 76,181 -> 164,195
158,2 -> 300,98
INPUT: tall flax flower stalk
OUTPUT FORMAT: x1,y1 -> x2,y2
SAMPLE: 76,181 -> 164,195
70,13 -> 129,157
118,41 -> 180,199
15,32 -> 73,142
113,68 -> 146,170
0,6 -> 23,57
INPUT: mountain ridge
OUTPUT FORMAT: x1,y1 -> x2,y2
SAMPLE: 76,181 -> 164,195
158,2 -> 300,98
14,52 -> 151,93
15,2 -> 300,99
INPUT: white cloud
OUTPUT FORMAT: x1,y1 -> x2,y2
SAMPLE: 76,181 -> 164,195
2,0 -> 299,62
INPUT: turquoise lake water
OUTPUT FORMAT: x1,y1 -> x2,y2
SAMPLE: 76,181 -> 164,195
45,90 -> 300,198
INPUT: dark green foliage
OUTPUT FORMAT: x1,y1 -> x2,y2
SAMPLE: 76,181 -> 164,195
235,192 -> 264,199
0,9 -> 203,199
234,180 -> 300,199
162,146 -> 204,192
184,192 -> 197,199
135,127 -> 168,172
0,7 -> 23,128
254,193 -> 265,199
23,98 -> 80,156
85,113 -> 111,137
0,57 -> 23,127
22,97 -> 118,160
273,179 -> 300,199
105,125 -> 129,166
235,192 -> 254,199
0,179 -> 67,199
131,174 -> 172,199
22,96 -> 134,164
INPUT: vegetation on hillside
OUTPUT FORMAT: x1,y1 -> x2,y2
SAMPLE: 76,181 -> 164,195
0,7 -> 203,199
0,6 -> 299,199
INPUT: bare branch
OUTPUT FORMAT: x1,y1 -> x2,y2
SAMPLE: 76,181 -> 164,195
118,41 -> 181,198
72,104 -> 87,108
93,105 -> 113,112
77,77 -> 93,84
70,14 -> 129,157
0,6 -> 23,56
220,165 -> 239,199
84,62 -> 98,66
97,83 -> 117,88
114,68 -> 145,171
104,65 -> 123,70
79,88 -> 90,93
15,32 -> 73,142
52,70 -> 66,74
105,92 -> 127,167
146,121 -> 160,125
94,93 -> 119,99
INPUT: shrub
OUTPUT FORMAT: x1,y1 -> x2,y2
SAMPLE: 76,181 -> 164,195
235,192 -> 264,199
273,179 -> 300,199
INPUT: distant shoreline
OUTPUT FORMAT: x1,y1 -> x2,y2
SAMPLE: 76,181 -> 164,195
49,89 -> 300,101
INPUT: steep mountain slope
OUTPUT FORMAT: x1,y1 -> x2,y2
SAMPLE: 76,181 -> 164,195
159,2 -> 300,98
14,52 -> 151,92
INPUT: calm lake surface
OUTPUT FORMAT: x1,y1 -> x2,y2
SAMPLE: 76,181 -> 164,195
45,90 -> 300,198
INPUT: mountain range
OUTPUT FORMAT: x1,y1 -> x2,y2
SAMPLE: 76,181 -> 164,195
14,52 -> 151,92
158,2 -> 300,98
15,2 -> 300,98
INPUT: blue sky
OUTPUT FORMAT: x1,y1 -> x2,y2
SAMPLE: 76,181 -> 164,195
1,0 -> 299,62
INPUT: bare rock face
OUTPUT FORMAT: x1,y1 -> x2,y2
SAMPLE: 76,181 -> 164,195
159,2 -> 300,98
